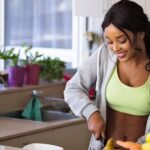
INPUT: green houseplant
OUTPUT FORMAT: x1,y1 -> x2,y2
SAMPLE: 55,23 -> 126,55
3,48 -> 25,87
0,47 -> 16,70
39,57 -> 65,82
0,47 -> 22,67
39,57 -> 52,81
22,44 -> 43,85
22,44 -> 43,64
50,58 -> 65,81
0,48 -> 14,60
0,48 -> 15,85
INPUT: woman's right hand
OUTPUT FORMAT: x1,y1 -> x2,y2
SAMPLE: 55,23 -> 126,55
87,111 -> 105,140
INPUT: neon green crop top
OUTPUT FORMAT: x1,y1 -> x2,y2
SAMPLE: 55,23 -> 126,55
106,66 -> 150,116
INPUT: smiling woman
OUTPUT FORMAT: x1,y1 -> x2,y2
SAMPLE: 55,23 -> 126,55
64,0 -> 150,150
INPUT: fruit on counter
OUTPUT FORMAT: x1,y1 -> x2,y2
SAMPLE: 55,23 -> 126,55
142,133 -> 150,150
142,143 -> 150,150
104,138 -> 114,150
145,133 -> 150,143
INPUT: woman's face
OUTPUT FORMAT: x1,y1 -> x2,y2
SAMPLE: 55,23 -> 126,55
104,23 -> 144,63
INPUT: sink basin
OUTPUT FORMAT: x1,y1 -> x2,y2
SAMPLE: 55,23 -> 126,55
42,109 -> 77,121
0,99 -> 77,121
0,109 -> 77,121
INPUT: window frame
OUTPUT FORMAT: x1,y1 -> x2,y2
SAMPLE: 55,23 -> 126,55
0,0 -> 86,68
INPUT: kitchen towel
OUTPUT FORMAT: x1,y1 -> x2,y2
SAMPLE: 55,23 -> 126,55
21,94 -> 43,121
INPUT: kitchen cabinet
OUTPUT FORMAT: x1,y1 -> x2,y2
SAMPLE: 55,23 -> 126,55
101,0 -> 112,15
0,120 -> 91,150
111,0 -> 150,18
88,0 -> 150,35
75,0 -> 112,17
88,0 -> 150,18
76,0 -> 150,18
145,0 -> 150,18
0,82 -> 66,114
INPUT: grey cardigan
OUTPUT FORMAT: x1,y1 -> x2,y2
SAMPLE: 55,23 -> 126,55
64,44 -> 150,150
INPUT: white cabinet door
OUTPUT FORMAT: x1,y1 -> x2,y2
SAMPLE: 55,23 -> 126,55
130,0 -> 150,18
145,0 -> 150,18
74,0 -> 103,17
131,0 -> 150,18
131,0 -> 146,11
111,0 -> 145,6
102,0 -> 113,14
75,0 -> 149,18
111,0 -> 150,18
111,0 -> 120,5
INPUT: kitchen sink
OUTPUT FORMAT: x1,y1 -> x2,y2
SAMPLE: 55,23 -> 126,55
0,99 -> 78,121
42,109 -> 77,121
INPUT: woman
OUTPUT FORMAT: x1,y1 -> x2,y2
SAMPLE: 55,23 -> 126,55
64,0 -> 150,149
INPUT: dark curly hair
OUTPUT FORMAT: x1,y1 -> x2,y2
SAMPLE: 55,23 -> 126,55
101,0 -> 150,71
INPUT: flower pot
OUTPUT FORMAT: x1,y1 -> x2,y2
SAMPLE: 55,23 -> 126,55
24,64 -> 40,85
7,66 -> 25,87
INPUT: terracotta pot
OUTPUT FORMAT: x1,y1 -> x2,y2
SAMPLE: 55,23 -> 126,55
24,64 -> 40,85
7,66 -> 25,87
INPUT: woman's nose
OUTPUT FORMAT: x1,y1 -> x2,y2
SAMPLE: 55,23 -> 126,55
112,43 -> 120,52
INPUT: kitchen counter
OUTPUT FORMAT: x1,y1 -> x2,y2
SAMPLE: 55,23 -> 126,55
0,117 -> 85,141
0,145 -> 23,150
0,83 -> 91,150
0,117 -> 90,150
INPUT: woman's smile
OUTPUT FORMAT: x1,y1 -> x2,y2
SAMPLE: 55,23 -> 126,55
116,51 -> 127,59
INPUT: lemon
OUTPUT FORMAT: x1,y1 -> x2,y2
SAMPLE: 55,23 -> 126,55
145,133 -> 150,143
142,143 -> 150,150
105,138 -> 114,150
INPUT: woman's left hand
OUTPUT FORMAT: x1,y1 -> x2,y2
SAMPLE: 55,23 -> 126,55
116,140 -> 141,150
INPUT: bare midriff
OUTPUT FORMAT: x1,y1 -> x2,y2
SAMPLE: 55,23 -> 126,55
105,106 -> 148,148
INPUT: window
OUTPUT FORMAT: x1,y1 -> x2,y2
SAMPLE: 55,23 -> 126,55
5,0 -> 72,49
0,0 -> 83,68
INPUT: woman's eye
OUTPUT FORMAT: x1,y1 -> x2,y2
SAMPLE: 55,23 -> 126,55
107,42 -> 113,45
105,40 -> 113,45
119,38 -> 127,44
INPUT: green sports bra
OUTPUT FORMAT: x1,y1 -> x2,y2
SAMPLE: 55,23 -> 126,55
106,66 -> 150,116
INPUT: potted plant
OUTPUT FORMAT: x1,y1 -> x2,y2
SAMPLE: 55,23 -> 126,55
39,57 -> 65,82
0,48 -> 15,84
6,49 -> 25,87
50,58 -> 65,81
22,44 -> 43,85
39,57 -> 52,82
0,47 -> 14,70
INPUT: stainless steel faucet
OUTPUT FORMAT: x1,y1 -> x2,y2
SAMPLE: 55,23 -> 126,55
32,89 -> 43,96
